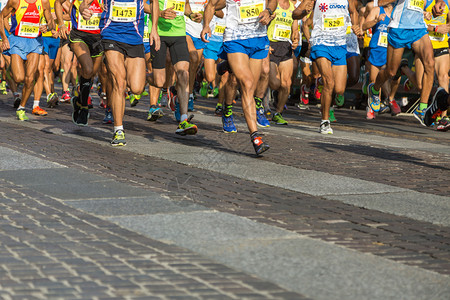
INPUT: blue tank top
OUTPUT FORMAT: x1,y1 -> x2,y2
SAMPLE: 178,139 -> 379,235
369,6 -> 390,49
389,0 -> 427,29
100,0 -> 145,45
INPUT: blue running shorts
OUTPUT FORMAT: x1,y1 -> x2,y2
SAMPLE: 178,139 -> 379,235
310,45 -> 347,66
203,40 -> 223,60
368,47 -> 387,67
7,35 -> 43,60
388,28 -> 428,49
187,32 -> 207,50
43,37 -> 61,60
219,36 -> 269,60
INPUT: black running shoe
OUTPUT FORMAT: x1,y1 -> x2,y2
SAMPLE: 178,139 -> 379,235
251,134 -> 270,155
71,96 -> 81,124
76,107 -> 90,126
424,87 -> 449,127
13,96 -> 21,109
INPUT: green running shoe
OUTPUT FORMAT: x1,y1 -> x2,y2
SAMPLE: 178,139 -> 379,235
255,96 -> 263,110
272,112 -> 288,125
111,130 -> 126,146
129,94 -> 141,107
175,115 -> 198,136
200,81 -> 208,98
329,107 -> 337,122
141,90 -> 149,97
16,108 -> 29,121
335,94 -> 344,107
212,86 -> 219,98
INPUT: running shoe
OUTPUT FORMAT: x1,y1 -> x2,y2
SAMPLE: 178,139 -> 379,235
141,90 -> 149,97
13,96 -> 21,109
16,109 -> 29,121
61,91 -> 71,103
222,112 -> 237,133
99,93 -> 107,108
314,78 -> 323,100
367,83 -> 381,112
71,96 -> 81,124
366,106 -> 375,120
215,103 -> 223,116
256,108 -> 270,127
335,94 -> 344,107
413,105 -> 425,126
188,94 -> 195,111
76,108 -> 90,126
436,117 -> 450,131
403,78 -> 414,91
212,86 -> 219,98
251,134 -> 270,155
200,81 -> 208,98
0,81 -> 7,95
329,107 -> 337,122
424,87 -> 449,127
301,84 -> 309,105
32,106 -> 48,116
160,91 -> 169,107
46,92 -> 59,108
87,96 -> 93,109
129,94 -> 140,107
147,106 -> 164,121
174,100 -> 181,122
103,108 -> 113,124
389,100 -> 401,116
361,72 -> 369,95
378,102 -> 390,114
169,86 -> 177,111
111,130 -> 126,146
319,120 -> 333,134
255,96 -> 264,111
176,115 -> 198,136
272,112 -> 288,125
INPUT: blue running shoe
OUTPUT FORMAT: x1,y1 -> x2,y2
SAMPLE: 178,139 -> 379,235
103,108 -> 113,124
147,106 -> 164,121
413,105 -> 426,126
174,100 -> 181,122
256,108 -> 270,127
222,113 -> 237,133
188,95 -> 195,111
368,83 -> 381,112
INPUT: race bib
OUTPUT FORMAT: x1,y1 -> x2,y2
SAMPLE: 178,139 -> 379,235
237,0 -> 265,24
323,14 -> 345,31
164,0 -> 186,16
346,25 -> 351,35
213,24 -> 225,35
18,21 -> 39,38
143,27 -> 150,42
189,1 -> 204,14
429,31 -> 445,41
110,0 -> 137,22
273,24 -> 291,41
78,12 -> 101,30
407,0 -> 424,12
377,31 -> 388,47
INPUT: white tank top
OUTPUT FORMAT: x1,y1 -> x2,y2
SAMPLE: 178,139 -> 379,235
310,0 -> 350,47
185,0 -> 206,38
223,0 -> 267,42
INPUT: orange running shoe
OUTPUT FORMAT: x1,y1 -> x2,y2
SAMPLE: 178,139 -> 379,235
32,106 -> 48,116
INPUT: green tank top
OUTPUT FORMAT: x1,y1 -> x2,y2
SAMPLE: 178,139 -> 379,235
157,0 -> 186,36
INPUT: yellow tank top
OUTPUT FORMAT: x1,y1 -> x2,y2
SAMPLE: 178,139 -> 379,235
41,0 -> 57,37
268,1 -> 295,43
10,0 -> 44,38
425,0 -> 449,49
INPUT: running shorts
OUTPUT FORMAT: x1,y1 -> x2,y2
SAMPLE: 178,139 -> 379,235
69,29 -> 103,57
219,36 -> 269,60
310,45 -> 347,66
6,35 -> 43,60
269,41 -> 293,65
102,39 -> 145,58
43,37 -> 61,60
151,36 -> 189,69
387,28 -> 428,49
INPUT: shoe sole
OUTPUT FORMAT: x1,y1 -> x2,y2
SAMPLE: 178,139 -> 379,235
130,100 -> 139,107
175,127 -> 198,136
147,112 -> 164,121
76,110 -> 90,127
413,112 -> 426,126
255,144 -> 270,155
71,97 -> 80,124
223,129 -> 237,133
47,95 -> 58,108
32,112 -> 48,116
111,142 -> 126,147
257,123 -> 270,128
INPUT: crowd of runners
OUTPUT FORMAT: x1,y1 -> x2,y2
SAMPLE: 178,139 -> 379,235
0,0 -> 450,155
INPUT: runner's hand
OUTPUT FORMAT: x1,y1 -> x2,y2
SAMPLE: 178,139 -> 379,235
423,11 -> 432,20
58,25 -> 69,40
436,24 -> 450,34
200,26 -> 211,43
81,8 -> 93,20
432,1 -> 445,17
352,25 -> 363,37
40,25 -> 48,33
149,30 -> 160,51
161,8 -> 177,19
190,13 -> 203,23
292,40 -> 299,50
258,9 -> 271,25
377,13 -> 386,22
51,29 -> 58,38
1,38 -> 9,51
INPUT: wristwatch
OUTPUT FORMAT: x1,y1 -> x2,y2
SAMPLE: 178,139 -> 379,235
266,8 -> 274,15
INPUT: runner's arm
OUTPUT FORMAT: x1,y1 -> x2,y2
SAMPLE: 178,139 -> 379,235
55,0 -> 70,39
150,0 -> 161,51
293,0 -> 314,20
0,0 -> 19,49
185,0 -> 203,22
80,0 -> 95,20
301,10 -> 313,42
349,0 -> 362,36
362,6 -> 380,31
291,20 -> 300,50
42,0 -> 56,32
200,0 -> 224,42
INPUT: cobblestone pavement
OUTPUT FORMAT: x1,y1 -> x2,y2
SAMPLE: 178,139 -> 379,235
0,88 -> 449,299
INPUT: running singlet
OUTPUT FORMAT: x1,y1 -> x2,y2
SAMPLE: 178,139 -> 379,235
267,1 -> 295,43
71,0 -> 103,34
425,0 -> 449,49
157,0 -> 186,36
388,0 -> 427,29
10,0 -> 44,38
310,0 -> 350,47
100,0 -> 145,45
369,6 -> 390,48
185,0 -> 206,38
41,0 -> 57,37
223,0 -> 267,42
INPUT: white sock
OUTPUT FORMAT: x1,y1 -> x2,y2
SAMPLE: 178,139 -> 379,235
33,100 -> 39,108
180,114 -> 188,122
18,105 -> 25,110
321,119 -> 328,123
189,93 -> 194,99
114,125 -> 123,132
